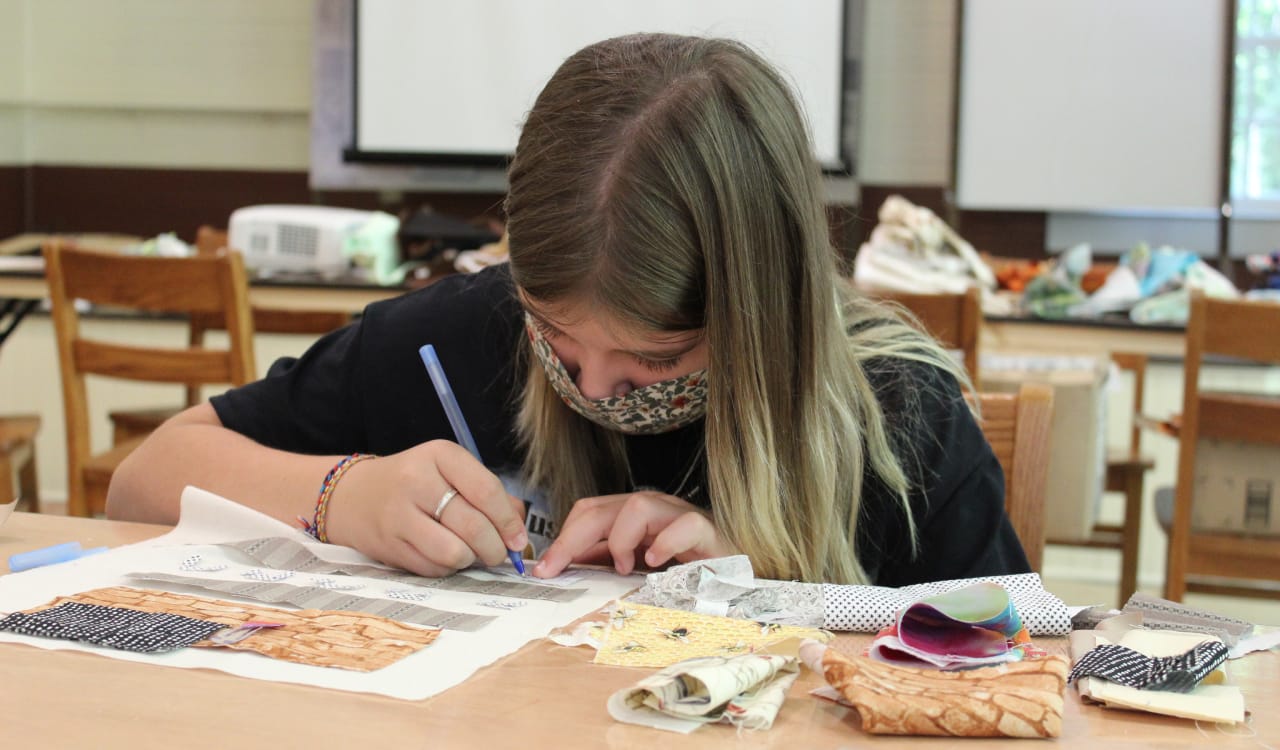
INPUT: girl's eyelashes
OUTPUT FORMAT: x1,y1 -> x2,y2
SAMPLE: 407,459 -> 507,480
532,312 -> 685,372
533,318 -> 561,338
635,354 -> 683,372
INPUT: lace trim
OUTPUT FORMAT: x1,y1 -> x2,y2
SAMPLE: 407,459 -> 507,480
627,556 -> 826,627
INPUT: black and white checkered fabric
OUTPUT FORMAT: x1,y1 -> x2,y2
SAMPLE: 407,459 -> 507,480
0,601 -> 224,654
1067,640 -> 1229,693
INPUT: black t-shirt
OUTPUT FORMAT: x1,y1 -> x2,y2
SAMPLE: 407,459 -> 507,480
212,264 -> 1029,586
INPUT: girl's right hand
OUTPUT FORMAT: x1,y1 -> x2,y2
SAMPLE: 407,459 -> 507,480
322,440 -> 527,577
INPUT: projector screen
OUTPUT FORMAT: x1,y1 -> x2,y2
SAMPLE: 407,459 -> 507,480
955,0 -> 1225,214
352,0 -> 848,170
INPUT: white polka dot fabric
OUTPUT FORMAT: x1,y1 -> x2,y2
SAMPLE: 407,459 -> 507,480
821,573 -> 1071,636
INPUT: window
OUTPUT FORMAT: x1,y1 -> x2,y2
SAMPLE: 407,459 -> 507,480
1233,0 -> 1280,212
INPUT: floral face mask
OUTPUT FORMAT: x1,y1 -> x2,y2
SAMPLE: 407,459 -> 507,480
524,313 -> 708,435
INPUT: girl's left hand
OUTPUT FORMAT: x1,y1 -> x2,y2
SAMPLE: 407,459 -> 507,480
530,491 -> 735,578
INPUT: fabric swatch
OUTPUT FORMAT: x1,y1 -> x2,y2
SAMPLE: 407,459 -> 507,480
130,571 -> 495,631
803,640 -> 1069,738
1067,641 -> 1229,693
590,601 -> 830,668
0,601 -> 223,653
219,537 -> 585,602
46,587 -> 439,671
868,582 -> 1042,669
628,556 -> 1070,636
1068,627 -> 1244,723
823,573 -> 1071,636
608,654 -> 800,733
1121,592 -> 1254,647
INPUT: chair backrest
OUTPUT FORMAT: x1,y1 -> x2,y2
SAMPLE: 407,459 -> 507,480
43,240 -> 257,514
872,287 -> 982,387
973,382 -> 1055,571
194,225 -> 228,256
1166,291 -> 1280,599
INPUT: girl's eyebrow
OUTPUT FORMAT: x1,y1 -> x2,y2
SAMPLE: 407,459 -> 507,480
525,305 -> 701,359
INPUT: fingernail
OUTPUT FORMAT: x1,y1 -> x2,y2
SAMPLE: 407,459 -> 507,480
645,550 -> 657,567
532,560 -> 547,577
513,531 -> 528,550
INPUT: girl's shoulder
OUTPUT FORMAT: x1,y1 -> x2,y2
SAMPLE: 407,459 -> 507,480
368,263 -> 518,321
863,355 -> 966,423
354,264 -> 524,376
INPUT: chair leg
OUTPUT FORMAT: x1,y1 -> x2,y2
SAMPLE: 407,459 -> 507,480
66,479 -> 90,518
17,445 -> 39,513
1117,469 -> 1143,606
0,455 -> 13,507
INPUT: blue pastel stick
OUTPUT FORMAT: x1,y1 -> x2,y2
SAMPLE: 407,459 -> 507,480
9,541 -> 105,572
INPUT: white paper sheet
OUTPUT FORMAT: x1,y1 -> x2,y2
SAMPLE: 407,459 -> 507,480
0,486 -> 640,700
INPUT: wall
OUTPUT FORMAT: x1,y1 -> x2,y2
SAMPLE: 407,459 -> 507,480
0,0 -> 963,238
16,0 -> 311,170
857,0 -> 955,186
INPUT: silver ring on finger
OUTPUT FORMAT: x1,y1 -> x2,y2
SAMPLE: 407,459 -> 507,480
433,487 -> 459,521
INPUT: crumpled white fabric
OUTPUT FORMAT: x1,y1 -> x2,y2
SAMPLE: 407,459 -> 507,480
607,653 -> 800,734
853,195 -> 996,295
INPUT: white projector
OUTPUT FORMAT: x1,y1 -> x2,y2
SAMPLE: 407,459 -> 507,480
228,204 -> 393,277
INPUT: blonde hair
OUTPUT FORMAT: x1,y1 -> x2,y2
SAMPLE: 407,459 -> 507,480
505,34 -> 966,584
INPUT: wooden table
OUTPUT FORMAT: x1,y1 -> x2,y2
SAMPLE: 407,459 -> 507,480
0,513 -> 1275,748
0,232 -> 427,316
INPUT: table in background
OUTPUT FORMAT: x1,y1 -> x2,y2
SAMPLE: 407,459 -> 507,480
0,259 -> 409,317
984,315 -> 1186,359
0,513 -> 1276,748
5,232 -> 1188,352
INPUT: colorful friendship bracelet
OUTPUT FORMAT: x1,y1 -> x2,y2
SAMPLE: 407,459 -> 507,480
299,453 -> 377,543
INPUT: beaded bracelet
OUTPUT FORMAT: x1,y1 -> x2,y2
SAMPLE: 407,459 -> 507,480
299,453 -> 376,543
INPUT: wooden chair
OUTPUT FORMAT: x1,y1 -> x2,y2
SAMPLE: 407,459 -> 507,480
44,240 -> 257,517
974,382 -> 1055,571
870,287 -> 982,387
1,298 -> 42,514
1165,291 -> 1280,601
1046,352 -> 1154,605
108,226 -> 352,443
0,415 -> 40,513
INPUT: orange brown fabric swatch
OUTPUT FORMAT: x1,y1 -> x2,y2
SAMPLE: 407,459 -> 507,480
817,645 -> 1069,738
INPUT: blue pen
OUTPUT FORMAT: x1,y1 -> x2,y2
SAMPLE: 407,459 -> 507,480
419,344 -> 527,575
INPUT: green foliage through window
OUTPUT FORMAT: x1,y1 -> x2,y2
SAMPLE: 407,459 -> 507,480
1234,0 -> 1280,204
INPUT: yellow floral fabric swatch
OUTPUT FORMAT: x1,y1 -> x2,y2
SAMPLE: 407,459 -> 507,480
595,601 -> 830,668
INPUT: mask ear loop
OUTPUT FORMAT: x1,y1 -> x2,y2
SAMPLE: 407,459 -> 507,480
669,443 -> 706,503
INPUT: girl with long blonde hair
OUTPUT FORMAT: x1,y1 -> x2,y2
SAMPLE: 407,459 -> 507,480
111,33 -> 1027,586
